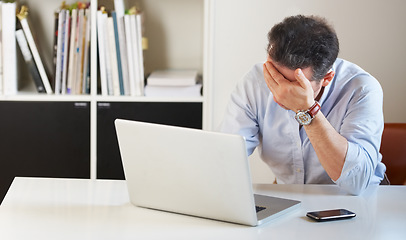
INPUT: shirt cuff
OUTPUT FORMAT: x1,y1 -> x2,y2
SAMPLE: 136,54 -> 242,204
333,141 -> 365,195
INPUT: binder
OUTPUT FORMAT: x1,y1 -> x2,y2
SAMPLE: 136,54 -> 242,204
15,29 -> 46,93
17,6 -> 53,94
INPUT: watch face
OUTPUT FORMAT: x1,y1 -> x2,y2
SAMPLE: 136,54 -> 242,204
295,112 -> 312,125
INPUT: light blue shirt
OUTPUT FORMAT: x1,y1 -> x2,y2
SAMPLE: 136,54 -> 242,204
220,58 -> 386,195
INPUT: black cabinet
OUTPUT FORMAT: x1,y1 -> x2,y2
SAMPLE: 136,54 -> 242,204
97,101 -> 202,179
0,101 -> 91,203
0,100 -> 202,203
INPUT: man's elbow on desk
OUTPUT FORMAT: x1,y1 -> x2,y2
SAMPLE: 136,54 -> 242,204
333,164 -> 377,195
331,141 -> 384,195
334,176 -> 365,196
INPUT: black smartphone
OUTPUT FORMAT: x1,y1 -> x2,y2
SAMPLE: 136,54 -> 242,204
306,209 -> 356,222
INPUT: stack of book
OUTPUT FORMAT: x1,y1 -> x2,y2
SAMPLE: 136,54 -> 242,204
13,1 -> 92,95
97,0 -> 147,97
144,70 -> 202,98
53,2 -> 91,95
0,1 -> 17,95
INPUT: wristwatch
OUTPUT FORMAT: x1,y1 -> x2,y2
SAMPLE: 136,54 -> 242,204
295,101 -> 321,125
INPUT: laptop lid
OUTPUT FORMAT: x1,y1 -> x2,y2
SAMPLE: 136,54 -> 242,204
115,119 -> 300,226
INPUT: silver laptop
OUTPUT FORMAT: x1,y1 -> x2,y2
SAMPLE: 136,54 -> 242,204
115,119 -> 300,226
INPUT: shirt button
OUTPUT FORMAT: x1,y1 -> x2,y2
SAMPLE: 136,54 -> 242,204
296,168 -> 301,173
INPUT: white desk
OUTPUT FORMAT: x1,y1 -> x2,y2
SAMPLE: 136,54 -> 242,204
0,177 -> 405,240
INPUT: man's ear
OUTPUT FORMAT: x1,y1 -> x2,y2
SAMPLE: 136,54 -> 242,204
321,70 -> 335,87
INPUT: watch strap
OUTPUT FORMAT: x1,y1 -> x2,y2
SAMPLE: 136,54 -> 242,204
307,101 -> 321,118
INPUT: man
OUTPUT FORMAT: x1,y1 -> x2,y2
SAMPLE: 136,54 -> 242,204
220,15 -> 386,195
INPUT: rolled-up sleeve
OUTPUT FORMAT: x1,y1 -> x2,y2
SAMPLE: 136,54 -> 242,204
334,77 -> 384,195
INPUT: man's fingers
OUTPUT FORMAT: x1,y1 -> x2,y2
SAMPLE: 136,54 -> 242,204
264,61 -> 287,84
295,68 -> 310,88
263,63 -> 278,91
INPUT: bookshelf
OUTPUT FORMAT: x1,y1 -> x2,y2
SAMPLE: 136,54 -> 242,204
0,0 -> 209,202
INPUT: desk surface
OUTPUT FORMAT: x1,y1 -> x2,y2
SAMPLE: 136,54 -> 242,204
0,177 -> 405,240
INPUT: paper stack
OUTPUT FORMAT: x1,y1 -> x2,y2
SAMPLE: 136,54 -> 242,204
145,70 -> 202,97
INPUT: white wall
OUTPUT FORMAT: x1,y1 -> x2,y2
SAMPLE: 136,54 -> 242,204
207,0 -> 406,183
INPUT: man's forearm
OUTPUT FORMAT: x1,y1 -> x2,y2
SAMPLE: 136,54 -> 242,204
304,111 -> 348,181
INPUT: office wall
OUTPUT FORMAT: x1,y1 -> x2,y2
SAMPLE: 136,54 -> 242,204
208,0 -> 406,183
209,0 -> 406,129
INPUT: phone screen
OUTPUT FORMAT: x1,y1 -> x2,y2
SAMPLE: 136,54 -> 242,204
306,209 -> 356,221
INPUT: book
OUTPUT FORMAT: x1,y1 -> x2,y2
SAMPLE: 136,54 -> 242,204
147,70 -> 198,86
61,9 -> 71,94
74,8 -> 85,94
81,8 -> 91,94
102,12 -> 113,95
129,13 -> 143,96
2,1 -> 17,95
52,1 -> 70,93
144,84 -> 202,97
114,0 -> 130,95
76,8 -> 89,95
67,8 -> 77,94
135,13 -> 145,96
68,8 -> 84,95
51,11 -> 58,92
17,5 -> 52,94
0,2 -> 3,94
15,29 -> 46,93
97,9 -> 108,96
114,0 -> 125,17
112,11 -> 125,95
54,9 -> 66,94
124,14 -> 136,96
106,16 -> 120,96
117,15 -> 130,95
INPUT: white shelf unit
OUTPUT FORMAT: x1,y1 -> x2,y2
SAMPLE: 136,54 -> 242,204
1,0 -> 210,180
10,0 -> 208,102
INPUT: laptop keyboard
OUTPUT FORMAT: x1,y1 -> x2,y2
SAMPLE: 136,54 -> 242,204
256,206 -> 266,213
